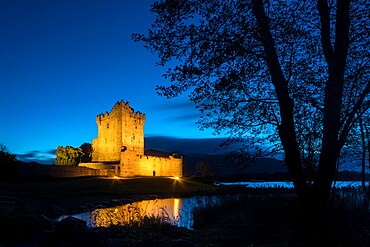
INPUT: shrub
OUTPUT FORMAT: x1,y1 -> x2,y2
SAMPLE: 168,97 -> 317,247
55,146 -> 84,166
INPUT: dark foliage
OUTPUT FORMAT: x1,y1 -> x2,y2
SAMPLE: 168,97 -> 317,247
0,144 -> 18,179
133,0 -> 370,224
80,143 -> 93,163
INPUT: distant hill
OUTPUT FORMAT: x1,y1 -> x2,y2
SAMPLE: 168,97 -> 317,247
144,136 -> 287,177
180,154 -> 287,177
145,136 -> 233,155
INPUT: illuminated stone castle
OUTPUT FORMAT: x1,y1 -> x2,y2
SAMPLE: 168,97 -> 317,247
82,100 -> 182,177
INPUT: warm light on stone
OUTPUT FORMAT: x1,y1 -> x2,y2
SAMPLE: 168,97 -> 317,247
83,100 -> 182,177
173,198 -> 180,219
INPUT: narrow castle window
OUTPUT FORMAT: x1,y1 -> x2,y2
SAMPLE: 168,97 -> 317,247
107,123 -> 109,129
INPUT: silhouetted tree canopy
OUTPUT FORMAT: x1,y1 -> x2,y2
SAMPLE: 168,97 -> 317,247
0,144 -> 17,178
55,146 -> 84,166
0,144 -> 16,163
80,143 -> 93,163
133,0 -> 370,219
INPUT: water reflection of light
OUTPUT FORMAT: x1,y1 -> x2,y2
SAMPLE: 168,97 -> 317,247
59,195 -> 238,229
90,198 -> 183,227
173,198 -> 180,219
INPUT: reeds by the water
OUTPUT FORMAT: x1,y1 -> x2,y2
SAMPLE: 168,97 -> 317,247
191,186 -> 370,246
90,199 -> 179,228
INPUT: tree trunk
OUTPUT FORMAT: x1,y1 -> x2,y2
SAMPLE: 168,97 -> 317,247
359,118 -> 370,198
314,0 -> 351,210
251,0 -> 309,202
253,0 -> 352,240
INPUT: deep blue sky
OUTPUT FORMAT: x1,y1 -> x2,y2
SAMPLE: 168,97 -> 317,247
0,0 -> 217,162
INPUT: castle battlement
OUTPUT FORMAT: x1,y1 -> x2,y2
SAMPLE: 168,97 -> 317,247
96,100 -> 146,125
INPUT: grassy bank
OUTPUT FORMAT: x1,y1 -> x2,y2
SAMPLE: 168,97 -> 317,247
0,176 -> 219,246
0,176 -> 218,217
0,176 -> 217,197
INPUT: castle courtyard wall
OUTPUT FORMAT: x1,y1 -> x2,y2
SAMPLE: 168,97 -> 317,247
120,154 -> 182,177
79,163 -> 106,170
18,164 -> 101,177
138,155 -> 182,177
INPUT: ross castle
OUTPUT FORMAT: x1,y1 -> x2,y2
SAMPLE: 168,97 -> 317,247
80,100 -> 182,177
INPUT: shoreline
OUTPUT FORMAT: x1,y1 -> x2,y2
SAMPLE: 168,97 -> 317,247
0,176 -> 222,219
1,177 -> 369,246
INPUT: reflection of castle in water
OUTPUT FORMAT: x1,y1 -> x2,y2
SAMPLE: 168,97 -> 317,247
90,198 -> 181,227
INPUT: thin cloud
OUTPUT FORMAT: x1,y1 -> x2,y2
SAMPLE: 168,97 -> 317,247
47,149 -> 57,155
164,113 -> 201,122
162,101 -> 195,110
16,150 -> 55,164
145,136 -> 232,155
151,98 -> 196,111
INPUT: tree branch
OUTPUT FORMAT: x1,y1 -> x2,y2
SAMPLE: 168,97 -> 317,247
251,0 -> 308,195
339,81 -> 370,150
317,0 -> 334,70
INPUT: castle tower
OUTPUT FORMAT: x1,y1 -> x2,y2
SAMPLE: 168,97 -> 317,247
87,100 -> 182,178
92,100 -> 145,163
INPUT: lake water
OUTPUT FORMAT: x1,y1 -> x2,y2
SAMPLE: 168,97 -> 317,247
216,180 -> 364,188
59,181 -> 366,229
58,196 -> 222,229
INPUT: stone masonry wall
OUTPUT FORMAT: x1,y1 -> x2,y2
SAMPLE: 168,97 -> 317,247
138,155 -> 183,177
120,152 -> 182,177
18,164 -> 101,177
92,101 -> 145,162
119,149 -> 139,176
92,103 -> 122,162
78,163 -> 112,170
